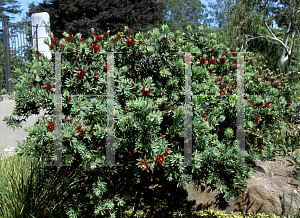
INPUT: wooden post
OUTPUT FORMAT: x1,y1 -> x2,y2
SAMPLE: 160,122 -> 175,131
3,17 -> 12,93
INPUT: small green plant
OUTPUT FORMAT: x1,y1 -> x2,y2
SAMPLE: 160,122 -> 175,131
1,88 -> 8,94
281,171 -> 295,217
0,143 -> 81,218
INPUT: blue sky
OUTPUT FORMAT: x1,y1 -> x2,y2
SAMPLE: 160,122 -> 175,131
9,0 -> 282,30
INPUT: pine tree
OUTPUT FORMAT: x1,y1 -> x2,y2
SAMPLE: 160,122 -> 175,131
0,0 -> 22,21
26,0 -> 170,40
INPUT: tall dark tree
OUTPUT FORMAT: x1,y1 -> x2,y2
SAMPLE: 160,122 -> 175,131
206,0 -> 236,30
205,0 -> 299,77
0,0 -> 22,21
26,0 -> 170,40
147,0 -> 212,34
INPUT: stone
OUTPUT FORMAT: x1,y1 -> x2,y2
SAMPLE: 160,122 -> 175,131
31,12 -> 51,60
184,170 -> 300,216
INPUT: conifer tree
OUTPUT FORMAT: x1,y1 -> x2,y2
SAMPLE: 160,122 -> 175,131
26,0 -> 170,40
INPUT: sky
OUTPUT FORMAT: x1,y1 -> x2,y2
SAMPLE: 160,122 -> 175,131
8,0 -> 283,30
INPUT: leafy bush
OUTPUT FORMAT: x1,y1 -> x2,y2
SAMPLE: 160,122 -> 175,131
3,24 -> 300,216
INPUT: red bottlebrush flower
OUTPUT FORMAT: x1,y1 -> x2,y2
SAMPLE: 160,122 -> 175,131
251,102 -> 256,108
209,58 -> 216,64
47,121 -> 55,132
219,90 -> 226,95
43,83 -> 52,91
35,51 -> 41,56
218,76 -> 223,82
229,88 -> 236,94
139,140 -> 143,144
156,154 -> 165,164
80,39 -> 84,42
258,145 -> 264,150
65,118 -> 73,124
124,27 -> 131,35
222,51 -> 227,56
163,148 -> 170,157
142,86 -> 151,96
91,44 -> 100,52
223,84 -> 228,88
65,35 -> 74,42
276,102 -> 279,106
59,43 -> 64,47
68,96 -> 71,102
231,52 -> 237,56
79,129 -> 86,136
232,59 -> 237,63
94,72 -> 100,77
200,57 -> 207,64
241,190 -> 246,195
127,37 -> 135,46
51,36 -> 59,43
103,63 -> 110,72
253,142 -> 258,145
255,115 -> 261,122
207,68 -> 213,74
76,126 -> 86,136
273,83 -> 279,88
139,41 -> 145,44
96,34 -> 103,42
114,34 -> 121,43
103,32 -> 109,38
265,102 -> 271,108
286,104 -> 291,107
140,159 -> 149,170
254,130 -> 257,133
91,32 -> 96,37
76,69 -> 86,78
50,43 -> 55,49
219,57 -> 226,64
202,115 -> 208,120
244,53 -> 246,57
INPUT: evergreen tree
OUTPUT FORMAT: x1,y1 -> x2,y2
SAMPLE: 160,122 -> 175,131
26,0 -> 170,40
0,0 -> 22,21
147,0 -> 212,34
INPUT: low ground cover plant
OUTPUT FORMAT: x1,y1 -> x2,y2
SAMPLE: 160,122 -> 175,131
2,24 -> 300,217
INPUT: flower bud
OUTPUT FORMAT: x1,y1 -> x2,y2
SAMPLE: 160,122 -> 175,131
49,32 -> 53,38
91,28 -> 94,33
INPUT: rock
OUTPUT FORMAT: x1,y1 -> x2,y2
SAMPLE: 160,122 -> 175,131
184,170 -> 300,216
251,159 -> 273,178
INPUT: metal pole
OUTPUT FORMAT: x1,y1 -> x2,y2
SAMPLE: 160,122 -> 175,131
3,17 -> 12,93
35,24 -> 38,51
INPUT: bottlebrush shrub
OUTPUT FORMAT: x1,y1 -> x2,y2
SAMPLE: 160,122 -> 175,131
4,24 -> 300,216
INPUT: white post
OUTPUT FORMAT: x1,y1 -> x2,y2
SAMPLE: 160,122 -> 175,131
31,12 -> 51,60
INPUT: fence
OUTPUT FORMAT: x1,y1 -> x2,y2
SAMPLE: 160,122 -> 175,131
0,17 -> 34,94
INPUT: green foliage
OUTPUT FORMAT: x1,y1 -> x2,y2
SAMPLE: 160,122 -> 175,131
3,23 -> 300,217
0,0 -> 22,20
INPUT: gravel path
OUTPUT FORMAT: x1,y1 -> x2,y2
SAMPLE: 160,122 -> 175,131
0,99 -> 48,159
